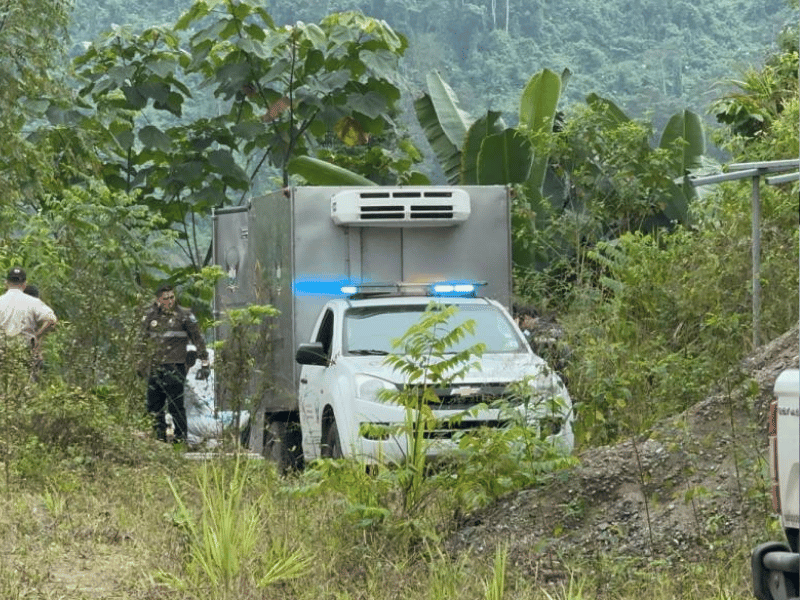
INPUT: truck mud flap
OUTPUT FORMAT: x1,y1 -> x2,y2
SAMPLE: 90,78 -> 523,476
752,541 -> 800,600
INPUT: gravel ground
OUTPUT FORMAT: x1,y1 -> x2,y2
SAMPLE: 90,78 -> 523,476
446,326 -> 800,580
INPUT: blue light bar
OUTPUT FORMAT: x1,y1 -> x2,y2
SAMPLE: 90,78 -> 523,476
293,277 -> 359,297
294,279 -> 487,298
432,283 -> 473,294
429,281 -> 486,297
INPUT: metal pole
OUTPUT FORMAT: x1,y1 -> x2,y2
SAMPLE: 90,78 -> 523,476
751,174 -> 761,348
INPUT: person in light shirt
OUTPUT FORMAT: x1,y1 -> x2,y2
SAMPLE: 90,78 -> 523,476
0,267 -> 57,375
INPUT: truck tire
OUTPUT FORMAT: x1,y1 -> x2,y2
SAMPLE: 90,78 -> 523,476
264,418 -> 303,472
322,415 -> 343,459
752,541 -> 798,600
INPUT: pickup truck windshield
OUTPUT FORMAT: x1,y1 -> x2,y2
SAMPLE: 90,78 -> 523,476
344,303 -> 525,355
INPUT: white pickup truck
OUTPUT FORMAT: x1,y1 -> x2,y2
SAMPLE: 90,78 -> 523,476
294,287 -> 573,463
752,368 -> 799,600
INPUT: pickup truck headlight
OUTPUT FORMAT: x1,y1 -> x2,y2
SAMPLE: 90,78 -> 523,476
355,376 -> 397,403
505,375 -> 570,424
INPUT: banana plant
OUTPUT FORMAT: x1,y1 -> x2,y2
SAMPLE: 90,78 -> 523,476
414,69 -> 567,267
414,69 -> 566,190
658,109 -> 708,222
287,156 -> 377,186
414,73 -> 711,271
579,95 -> 709,228
413,72 -> 473,184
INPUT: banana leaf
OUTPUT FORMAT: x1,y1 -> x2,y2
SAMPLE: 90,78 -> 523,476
461,111 -> 505,185
287,156 -> 376,186
477,129 -> 533,185
659,109 -> 705,174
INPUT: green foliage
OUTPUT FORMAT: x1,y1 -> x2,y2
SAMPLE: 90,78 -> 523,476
164,457 -> 311,598
72,1 -> 410,274
712,28 -> 798,146
0,363 -> 151,486
515,95 -> 711,310
0,0 -> 71,211
560,196 -> 797,446
445,381 -> 576,508
518,67 -> 567,198
314,138 -> 431,186
0,181 -> 170,395
414,71 -> 472,184
287,155 -> 378,187
413,68 -> 563,196
381,302 -> 485,514
292,458 -> 394,531
213,304 -> 280,446
555,97 -> 705,233
414,69 -> 709,277
517,25 -> 798,448
565,232 -> 741,443
483,543 -> 508,600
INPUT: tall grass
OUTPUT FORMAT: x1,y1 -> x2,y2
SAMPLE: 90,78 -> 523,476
0,431 -> 765,599
163,455 -> 311,599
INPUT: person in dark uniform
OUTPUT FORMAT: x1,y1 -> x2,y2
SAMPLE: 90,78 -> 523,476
137,283 -> 210,443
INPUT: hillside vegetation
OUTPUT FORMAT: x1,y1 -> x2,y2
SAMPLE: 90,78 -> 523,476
69,0 -> 795,127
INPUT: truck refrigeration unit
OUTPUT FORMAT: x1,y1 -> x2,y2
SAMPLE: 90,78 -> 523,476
213,186 -> 574,467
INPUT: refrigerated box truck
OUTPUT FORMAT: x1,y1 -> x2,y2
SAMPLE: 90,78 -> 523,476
213,186 -> 573,467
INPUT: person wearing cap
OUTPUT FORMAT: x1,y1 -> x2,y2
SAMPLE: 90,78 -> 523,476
0,267 -> 57,372
137,283 -> 210,443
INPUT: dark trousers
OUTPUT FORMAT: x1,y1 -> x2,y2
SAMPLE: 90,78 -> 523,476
146,363 -> 187,442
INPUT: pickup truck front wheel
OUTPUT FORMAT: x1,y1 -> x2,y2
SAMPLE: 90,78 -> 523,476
322,414 -> 343,459
264,417 -> 303,472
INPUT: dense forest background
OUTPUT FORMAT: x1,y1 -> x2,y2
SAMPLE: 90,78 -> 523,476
70,0 -> 794,153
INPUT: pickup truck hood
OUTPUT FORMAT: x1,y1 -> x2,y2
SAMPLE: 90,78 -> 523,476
344,351 -> 557,387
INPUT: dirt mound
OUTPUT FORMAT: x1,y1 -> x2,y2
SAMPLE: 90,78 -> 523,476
446,326 -> 800,578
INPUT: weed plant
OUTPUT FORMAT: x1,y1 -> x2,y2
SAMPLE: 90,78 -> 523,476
212,303 -> 280,446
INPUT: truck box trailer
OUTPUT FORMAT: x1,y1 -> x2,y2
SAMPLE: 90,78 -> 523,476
213,186 -> 573,466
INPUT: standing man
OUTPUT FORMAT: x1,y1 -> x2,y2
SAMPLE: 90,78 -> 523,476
0,267 -> 57,374
138,283 -> 210,443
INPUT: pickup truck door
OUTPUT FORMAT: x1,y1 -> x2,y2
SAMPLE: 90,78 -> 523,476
298,308 -> 335,460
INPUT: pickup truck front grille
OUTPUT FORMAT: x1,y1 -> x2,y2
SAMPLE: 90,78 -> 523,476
423,419 -> 511,439
407,383 -> 514,411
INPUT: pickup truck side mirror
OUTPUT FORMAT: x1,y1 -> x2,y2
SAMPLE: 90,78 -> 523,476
295,342 -> 329,366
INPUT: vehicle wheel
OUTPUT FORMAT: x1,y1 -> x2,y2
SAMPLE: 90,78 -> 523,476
239,421 -> 251,448
751,541 -> 793,600
264,420 -> 291,470
321,415 -> 343,459
264,419 -> 304,472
